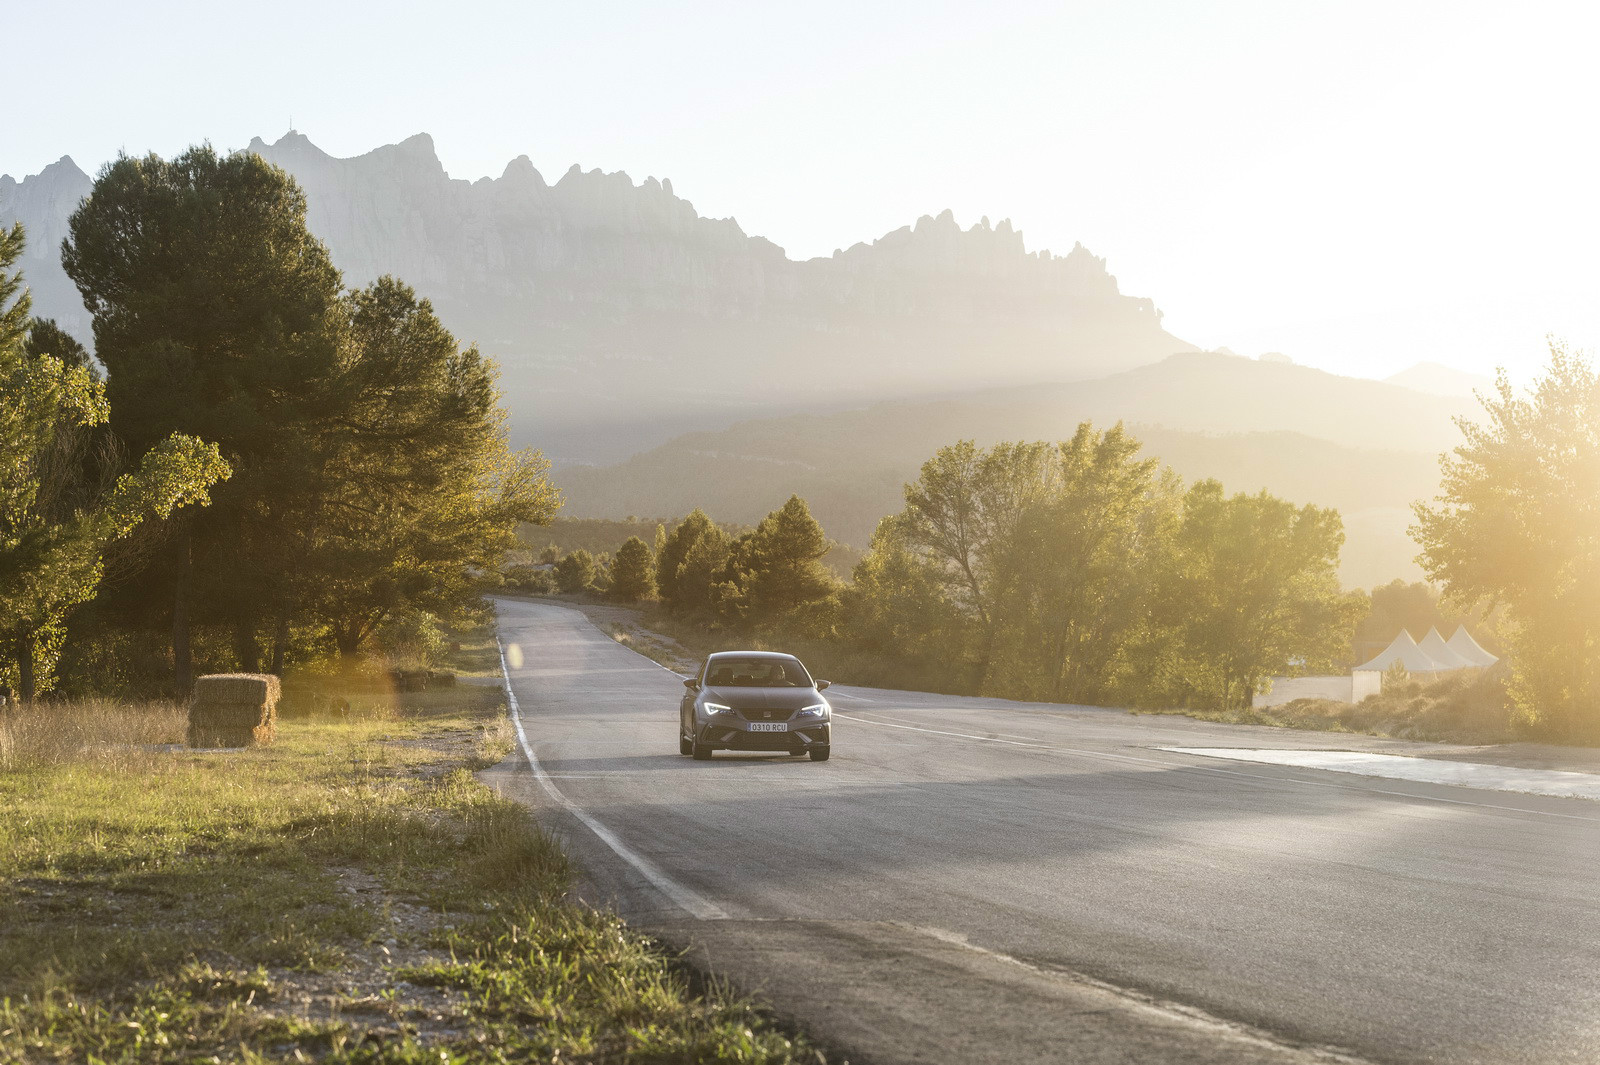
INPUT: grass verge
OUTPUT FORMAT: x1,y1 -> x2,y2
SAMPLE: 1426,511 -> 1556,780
0,683 -> 822,1063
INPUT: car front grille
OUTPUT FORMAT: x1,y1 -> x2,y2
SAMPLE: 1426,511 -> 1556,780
734,707 -> 794,723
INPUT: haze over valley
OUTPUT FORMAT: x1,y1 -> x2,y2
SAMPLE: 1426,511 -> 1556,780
2,132 -> 1485,587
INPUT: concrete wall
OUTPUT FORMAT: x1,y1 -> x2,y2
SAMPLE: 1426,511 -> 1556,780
1253,674 -> 1379,709
1350,671 -> 1383,703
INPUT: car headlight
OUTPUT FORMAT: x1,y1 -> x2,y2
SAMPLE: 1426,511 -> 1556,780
795,703 -> 830,718
703,702 -> 732,715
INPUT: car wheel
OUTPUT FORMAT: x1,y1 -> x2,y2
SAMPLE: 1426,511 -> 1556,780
691,740 -> 713,760
788,748 -> 807,757
679,732 -> 693,756
809,746 -> 831,762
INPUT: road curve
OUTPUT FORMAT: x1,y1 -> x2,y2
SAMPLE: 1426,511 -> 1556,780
485,599 -> 1600,1065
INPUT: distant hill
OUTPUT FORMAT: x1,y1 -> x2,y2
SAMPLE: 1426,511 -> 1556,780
1385,361 -> 1495,399
2,132 -> 1192,463
557,354 -> 1467,587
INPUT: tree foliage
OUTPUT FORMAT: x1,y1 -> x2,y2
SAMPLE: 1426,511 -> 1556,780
1,224 -> 230,701
743,495 -> 835,629
608,536 -> 657,602
304,277 -> 559,656
1152,481 -> 1360,709
58,148 -> 558,680
555,550 -> 599,595
1413,342 -> 1600,737
849,427 -> 1358,708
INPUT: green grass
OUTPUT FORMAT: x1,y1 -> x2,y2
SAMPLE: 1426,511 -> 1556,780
0,686 -> 822,1063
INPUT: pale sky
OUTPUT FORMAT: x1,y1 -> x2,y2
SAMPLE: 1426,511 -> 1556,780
8,0 -> 1596,382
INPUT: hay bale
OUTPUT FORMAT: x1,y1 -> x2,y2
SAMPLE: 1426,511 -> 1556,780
193,673 -> 280,708
188,673 -> 279,748
391,670 -> 428,692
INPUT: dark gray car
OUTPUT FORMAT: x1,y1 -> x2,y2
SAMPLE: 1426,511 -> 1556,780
679,650 -> 832,761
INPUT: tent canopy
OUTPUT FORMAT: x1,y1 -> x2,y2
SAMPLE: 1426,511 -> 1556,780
1447,626 -> 1499,667
1418,628 -> 1475,671
1354,629 -> 1454,673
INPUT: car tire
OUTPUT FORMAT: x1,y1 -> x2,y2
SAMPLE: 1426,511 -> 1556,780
809,746 -> 831,762
691,740 -> 713,760
679,733 -> 693,756
788,748 -> 807,757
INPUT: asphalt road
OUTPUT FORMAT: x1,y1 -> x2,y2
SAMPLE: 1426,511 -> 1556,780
486,599 -> 1600,1065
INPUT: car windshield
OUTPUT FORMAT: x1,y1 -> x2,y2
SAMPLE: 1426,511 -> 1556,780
704,657 -> 812,688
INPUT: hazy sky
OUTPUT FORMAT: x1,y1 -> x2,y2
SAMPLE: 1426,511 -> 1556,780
8,0 -> 1595,382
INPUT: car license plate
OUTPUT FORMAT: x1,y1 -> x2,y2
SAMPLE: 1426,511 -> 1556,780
749,722 -> 788,732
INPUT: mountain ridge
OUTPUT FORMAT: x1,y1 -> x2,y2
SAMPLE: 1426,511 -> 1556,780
2,131 -> 1192,461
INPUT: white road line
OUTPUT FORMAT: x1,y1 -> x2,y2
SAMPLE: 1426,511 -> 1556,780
837,712 -> 1600,823
497,637 -> 729,921
909,925 -> 1372,1064
1165,747 -> 1600,802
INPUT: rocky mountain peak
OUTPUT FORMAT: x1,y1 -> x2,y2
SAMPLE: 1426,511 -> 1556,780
2,131 -> 1193,460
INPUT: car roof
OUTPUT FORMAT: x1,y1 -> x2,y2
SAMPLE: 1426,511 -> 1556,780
706,650 -> 801,662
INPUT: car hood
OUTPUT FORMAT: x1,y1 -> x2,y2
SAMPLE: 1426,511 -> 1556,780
702,686 -> 824,711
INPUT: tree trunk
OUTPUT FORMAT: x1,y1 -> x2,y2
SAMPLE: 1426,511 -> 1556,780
335,624 -> 363,659
234,620 -> 260,674
173,526 -> 193,697
270,615 -> 289,675
18,633 -> 36,707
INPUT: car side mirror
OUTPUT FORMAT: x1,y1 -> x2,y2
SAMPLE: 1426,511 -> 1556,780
816,679 -> 831,690
683,678 -> 699,690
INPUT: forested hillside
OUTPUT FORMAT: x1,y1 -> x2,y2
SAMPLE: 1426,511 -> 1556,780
557,354 -> 1465,587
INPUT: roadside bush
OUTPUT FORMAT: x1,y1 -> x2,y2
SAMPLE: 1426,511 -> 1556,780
554,550 -> 599,595
504,564 -> 555,594
374,611 -> 447,671
1258,667 -> 1516,744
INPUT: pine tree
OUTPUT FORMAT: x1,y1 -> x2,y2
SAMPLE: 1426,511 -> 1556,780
301,277 -> 558,658
656,510 -> 720,613
744,495 -> 835,627
62,147 -> 345,688
555,550 -> 598,595
608,536 -> 656,602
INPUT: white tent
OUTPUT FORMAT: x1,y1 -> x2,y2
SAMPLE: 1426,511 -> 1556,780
1354,629 -> 1452,673
1417,628 -> 1475,671
1447,626 -> 1499,668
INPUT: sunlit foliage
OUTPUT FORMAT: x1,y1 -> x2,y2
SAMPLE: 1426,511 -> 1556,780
1413,341 -> 1600,738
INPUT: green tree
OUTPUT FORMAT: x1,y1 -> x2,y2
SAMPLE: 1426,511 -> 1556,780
1,225 -> 231,702
988,425 -> 1181,703
62,146 -> 345,688
656,510 -> 723,615
608,536 -> 657,602
1154,480 -> 1359,710
555,550 -> 598,595
1412,342 -> 1600,737
896,438 -> 1072,687
300,278 -> 559,659
844,516 -> 971,686
744,495 -> 835,628
23,319 -> 92,373
672,526 -> 734,622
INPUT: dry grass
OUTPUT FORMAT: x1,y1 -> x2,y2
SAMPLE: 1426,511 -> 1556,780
0,699 -> 187,772
0,686 -> 822,1064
